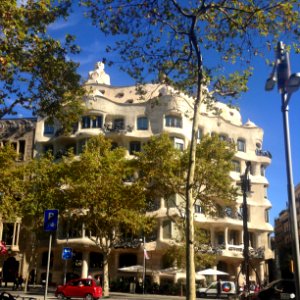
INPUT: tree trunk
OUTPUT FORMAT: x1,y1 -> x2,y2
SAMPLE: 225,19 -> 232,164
24,233 -> 37,292
185,16 -> 204,300
102,252 -> 110,297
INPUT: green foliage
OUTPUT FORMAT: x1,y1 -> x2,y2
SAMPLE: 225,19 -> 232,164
81,0 -> 300,101
137,134 -> 237,216
0,0 -> 84,127
136,134 -> 237,266
0,143 -> 23,220
191,134 -> 238,213
21,152 -> 70,229
135,133 -> 183,200
67,135 -> 151,250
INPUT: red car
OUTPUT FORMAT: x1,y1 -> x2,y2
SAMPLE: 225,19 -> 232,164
55,278 -> 102,300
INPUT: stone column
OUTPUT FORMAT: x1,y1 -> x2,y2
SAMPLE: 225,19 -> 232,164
81,251 -> 89,278
224,227 -> 228,249
259,261 -> 265,285
210,228 -> 215,247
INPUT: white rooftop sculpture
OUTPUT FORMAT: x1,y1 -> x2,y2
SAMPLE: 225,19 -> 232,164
87,61 -> 111,85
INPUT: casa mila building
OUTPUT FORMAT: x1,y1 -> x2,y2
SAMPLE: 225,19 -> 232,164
1,63 -> 274,289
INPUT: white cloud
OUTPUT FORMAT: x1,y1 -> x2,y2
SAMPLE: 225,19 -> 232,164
48,17 -> 79,31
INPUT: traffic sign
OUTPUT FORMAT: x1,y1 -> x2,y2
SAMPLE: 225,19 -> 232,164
62,247 -> 73,260
44,209 -> 59,231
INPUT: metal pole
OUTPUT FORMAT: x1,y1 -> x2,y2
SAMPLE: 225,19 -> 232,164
242,162 -> 251,296
276,41 -> 300,299
142,236 -> 146,294
281,93 -> 300,299
44,232 -> 52,300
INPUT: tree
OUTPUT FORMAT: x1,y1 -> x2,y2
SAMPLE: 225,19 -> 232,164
20,152 -> 71,291
67,135 -> 152,297
0,0 -> 84,128
135,133 -> 238,268
0,143 -> 23,220
79,1 -> 300,298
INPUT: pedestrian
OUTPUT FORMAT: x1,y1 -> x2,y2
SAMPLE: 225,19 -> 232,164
13,274 -> 19,291
18,275 -> 23,290
217,279 -> 222,298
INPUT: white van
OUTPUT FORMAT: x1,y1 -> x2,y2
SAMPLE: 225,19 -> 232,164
197,281 -> 236,298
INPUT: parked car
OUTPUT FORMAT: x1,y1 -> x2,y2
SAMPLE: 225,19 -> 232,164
252,279 -> 295,300
55,278 -> 102,300
197,281 -> 236,298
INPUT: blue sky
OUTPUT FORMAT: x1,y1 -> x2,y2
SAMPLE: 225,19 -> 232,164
25,6 -> 300,226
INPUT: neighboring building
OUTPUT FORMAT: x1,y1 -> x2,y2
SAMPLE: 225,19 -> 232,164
274,183 -> 300,278
0,118 -> 37,285
4,63 -> 274,289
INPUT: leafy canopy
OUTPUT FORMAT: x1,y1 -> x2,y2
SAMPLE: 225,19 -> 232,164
81,0 -> 300,101
0,0 -> 84,128
0,143 -> 23,220
136,133 -> 237,215
67,135 -> 151,250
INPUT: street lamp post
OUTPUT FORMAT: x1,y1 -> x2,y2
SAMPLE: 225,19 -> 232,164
265,41 -> 300,299
241,161 -> 251,296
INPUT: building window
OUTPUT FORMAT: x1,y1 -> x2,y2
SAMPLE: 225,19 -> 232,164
89,252 -> 103,269
119,253 -> 137,268
72,251 -> 83,268
1,223 -> 14,245
261,164 -> 266,176
197,128 -> 203,143
249,163 -> 255,175
82,115 -> 103,129
162,220 -> 172,239
92,116 -> 103,128
78,139 -> 88,154
219,134 -> 228,141
111,142 -> 118,150
194,204 -> 203,214
239,205 -> 250,221
231,160 -> 241,172
264,185 -> 268,199
137,117 -> 148,130
237,138 -> 246,152
113,118 -> 125,130
249,232 -> 256,248
265,209 -> 269,223
82,116 -> 91,129
165,195 -> 176,208
216,232 -> 224,245
129,141 -> 141,155
229,230 -> 239,245
19,140 -> 25,160
44,144 -> 54,154
173,137 -> 184,151
165,115 -> 182,128
42,251 -> 53,267
44,121 -> 55,135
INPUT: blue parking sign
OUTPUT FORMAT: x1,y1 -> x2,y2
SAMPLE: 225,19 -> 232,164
44,209 -> 59,231
62,247 -> 73,260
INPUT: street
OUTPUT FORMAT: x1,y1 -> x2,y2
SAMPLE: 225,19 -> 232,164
0,289 -> 231,300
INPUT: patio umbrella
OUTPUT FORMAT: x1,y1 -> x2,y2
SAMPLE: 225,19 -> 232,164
196,268 -> 229,276
159,267 -> 205,281
118,265 -> 144,272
